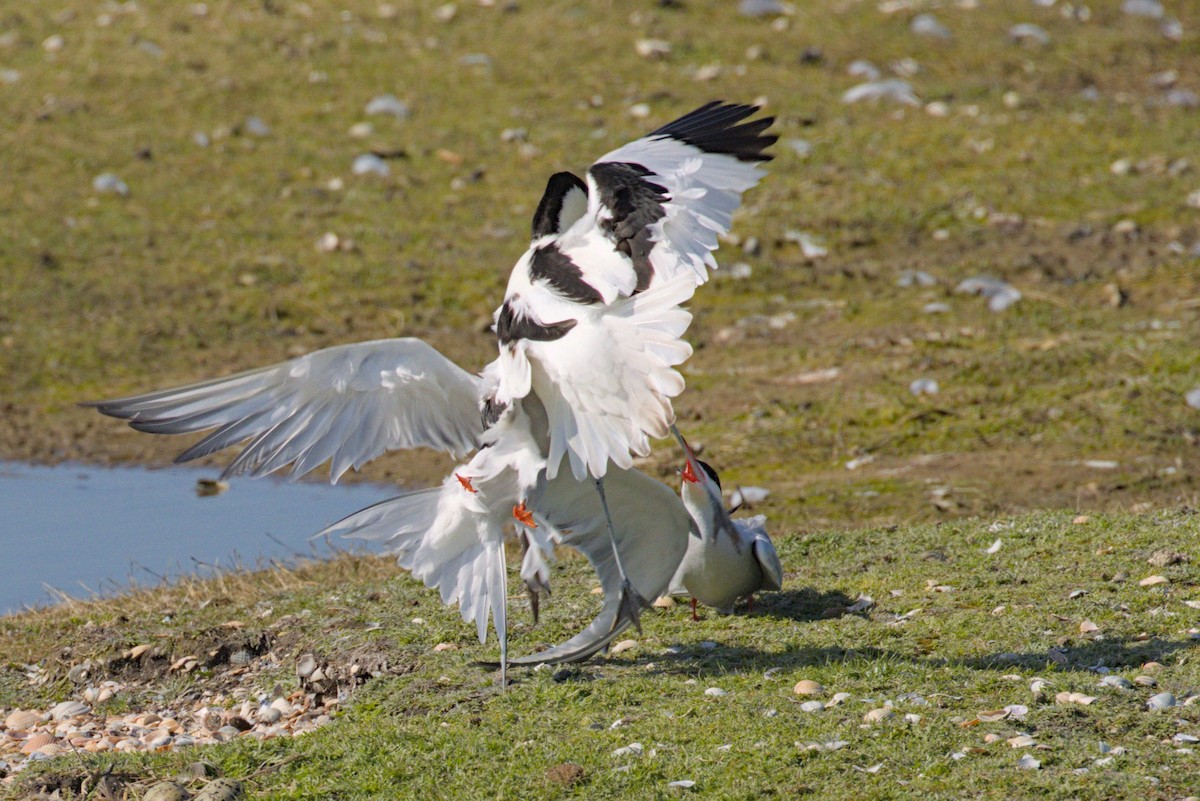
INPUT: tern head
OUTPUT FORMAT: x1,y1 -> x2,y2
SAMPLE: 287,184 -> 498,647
672,429 -> 720,495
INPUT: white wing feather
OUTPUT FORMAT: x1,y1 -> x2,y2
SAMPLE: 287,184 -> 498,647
87,338 -> 484,483
527,277 -> 695,480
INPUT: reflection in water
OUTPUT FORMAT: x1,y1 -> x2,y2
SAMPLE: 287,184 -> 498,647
0,462 -> 397,616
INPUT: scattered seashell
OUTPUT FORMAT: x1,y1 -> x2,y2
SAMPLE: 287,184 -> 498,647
635,39 -> 671,59
977,709 -> 1009,722
800,701 -> 824,713
432,642 -> 458,652
50,701 -> 89,720
5,710 -> 42,730
352,153 -> 390,177
296,654 -> 318,679
794,680 -> 824,696
365,94 -> 409,119
1008,734 -> 1037,748
911,13 -> 951,38
612,742 -> 643,757
847,60 -> 881,81
1056,692 -> 1097,705
652,595 -> 675,608
1008,23 -> 1050,45
668,779 -> 697,789
897,270 -> 936,288
826,692 -> 851,708
611,640 -> 638,654
1017,753 -> 1041,770
1122,0 -> 1163,18
20,733 -> 56,754
93,173 -> 129,196
910,379 -> 939,396
243,116 -> 270,137
739,0 -> 788,17
1147,692 -> 1177,710
1100,676 -> 1133,690
842,80 -> 919,106
1080,620 -> 1100,634
956,276 -> 1021,312
1140,575 -> 1169,587
863,707 -> 894,723
705,687 -> 728,697
784,230 -> 828,259
1134,676 -> 1157,687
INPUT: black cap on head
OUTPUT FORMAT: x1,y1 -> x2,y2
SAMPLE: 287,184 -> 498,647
695,459 -> 721,490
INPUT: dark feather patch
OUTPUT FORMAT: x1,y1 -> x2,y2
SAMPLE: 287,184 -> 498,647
696,458 -> 722,490
530,172 -> 588,239
650,101 -> 776,163
495,298 -> 577,345
590,161 -> 668,292
480,396 -> 508,429
529,245 -> 603,305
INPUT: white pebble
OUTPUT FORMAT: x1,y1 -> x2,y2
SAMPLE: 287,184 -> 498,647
365,94 -> 409,119
705,687 -> 728,697
847,60 -> 880,81
842,80 -> 919,106
93,173 -> 129,196
910,379 -> 939,396
800,701 -> 824,713
352,153 -> 390,177
612,742 -> 643,757
244,116 -> 271,136
1009,23 -> 1050,45
911,13 -> 951,38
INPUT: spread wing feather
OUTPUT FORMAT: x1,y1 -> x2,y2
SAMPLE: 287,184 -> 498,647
85,338 -> 484,483
526,277 -> 695,480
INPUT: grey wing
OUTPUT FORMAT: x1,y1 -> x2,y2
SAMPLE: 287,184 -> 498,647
506,459 -> 692,666
85,338 -> 484,483
744,516 -> 783,592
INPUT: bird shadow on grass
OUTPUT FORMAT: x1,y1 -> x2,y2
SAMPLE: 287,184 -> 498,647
738,587 -> 861,622
583,632 -> 1200,681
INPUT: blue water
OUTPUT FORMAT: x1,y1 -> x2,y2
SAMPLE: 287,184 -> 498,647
0,462 -> 397,616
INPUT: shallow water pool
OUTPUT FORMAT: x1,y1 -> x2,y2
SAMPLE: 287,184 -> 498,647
0,462 -> 397,616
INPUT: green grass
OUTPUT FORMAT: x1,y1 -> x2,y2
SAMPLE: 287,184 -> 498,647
4,511 -> 1200,799
4,0 -> 1200,797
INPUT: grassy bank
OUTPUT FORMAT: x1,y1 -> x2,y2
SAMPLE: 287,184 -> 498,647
4,510 -> 1200,799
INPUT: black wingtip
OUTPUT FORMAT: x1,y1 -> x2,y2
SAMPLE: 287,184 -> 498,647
650,101 -> 776,162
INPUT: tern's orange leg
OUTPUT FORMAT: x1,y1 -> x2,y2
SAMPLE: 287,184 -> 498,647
512,501 -> 536,528
690,597 -> 700,622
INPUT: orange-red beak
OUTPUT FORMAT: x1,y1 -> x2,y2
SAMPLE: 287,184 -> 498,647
455,473 -> 477,493
513,501 -> 536,528
673,427 -> 701,484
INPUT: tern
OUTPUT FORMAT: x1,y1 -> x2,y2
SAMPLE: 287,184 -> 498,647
489,101 -> 775,622
668,432 -> 784,618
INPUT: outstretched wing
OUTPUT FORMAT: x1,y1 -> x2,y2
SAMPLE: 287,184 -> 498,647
85,338 -> 484,483
562,101 -> 775,297
505,457 -> 692,666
